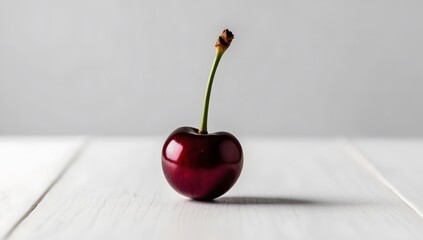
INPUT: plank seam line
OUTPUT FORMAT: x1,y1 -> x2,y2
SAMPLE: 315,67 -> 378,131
342,139 -> 423,219
3,137 -> 90,239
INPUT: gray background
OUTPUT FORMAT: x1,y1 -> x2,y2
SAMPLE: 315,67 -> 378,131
0,0 -> 422,136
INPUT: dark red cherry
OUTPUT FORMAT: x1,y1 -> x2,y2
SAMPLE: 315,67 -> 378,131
162,127 -> 243,200
162,29 -> 241,200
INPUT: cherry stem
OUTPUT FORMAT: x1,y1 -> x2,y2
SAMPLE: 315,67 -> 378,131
199,49 -> 224,134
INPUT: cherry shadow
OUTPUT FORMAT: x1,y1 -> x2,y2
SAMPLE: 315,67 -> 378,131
192,196 -> 367,206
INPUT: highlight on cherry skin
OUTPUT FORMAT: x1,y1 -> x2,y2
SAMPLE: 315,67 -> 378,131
161,29 -> 244,201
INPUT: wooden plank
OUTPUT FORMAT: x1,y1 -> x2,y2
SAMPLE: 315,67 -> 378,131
8,138 -> 423,239
350,139 -> 423,217
0,137 -> 85,239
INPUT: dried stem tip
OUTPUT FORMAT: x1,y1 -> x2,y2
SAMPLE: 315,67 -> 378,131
215,29 -> 234,52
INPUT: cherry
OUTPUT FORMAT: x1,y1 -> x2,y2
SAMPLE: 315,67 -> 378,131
162,29 -> 243,200
162,127 -> 243,200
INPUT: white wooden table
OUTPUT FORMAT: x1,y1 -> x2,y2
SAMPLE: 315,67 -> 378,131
1,137 -> 423,239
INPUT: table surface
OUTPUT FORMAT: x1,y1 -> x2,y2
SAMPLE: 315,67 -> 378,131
1,137 -> 423,240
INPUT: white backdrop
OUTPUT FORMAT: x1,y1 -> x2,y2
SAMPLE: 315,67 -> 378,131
1,0 -> 422,136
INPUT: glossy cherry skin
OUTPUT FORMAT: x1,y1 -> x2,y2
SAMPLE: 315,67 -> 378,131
162,126 -> 243,201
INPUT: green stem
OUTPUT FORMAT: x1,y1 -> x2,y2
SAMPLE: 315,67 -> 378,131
199,49 -> 224,134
